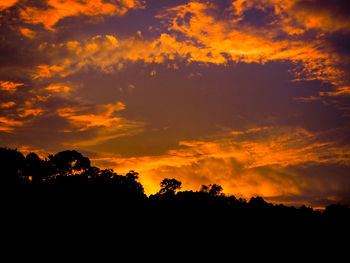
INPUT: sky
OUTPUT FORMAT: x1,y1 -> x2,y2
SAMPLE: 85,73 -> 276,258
1,0 -> 350,208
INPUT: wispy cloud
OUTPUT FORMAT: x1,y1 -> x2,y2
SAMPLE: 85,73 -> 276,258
57,101 -> 145,146
0,81 -> 24,92
0,116 -> 24,132
24,0 -> 349,101
0,0 -> 17,11
92,126 -> 350,206
19,0 -> 145,30
57,101 -> 126,131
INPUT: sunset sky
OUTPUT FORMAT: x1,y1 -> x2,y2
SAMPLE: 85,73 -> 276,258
1,0 -> 350,207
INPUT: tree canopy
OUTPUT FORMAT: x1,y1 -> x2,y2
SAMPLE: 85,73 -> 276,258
0,147 -> 349,219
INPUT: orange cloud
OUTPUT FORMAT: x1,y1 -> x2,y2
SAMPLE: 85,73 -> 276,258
46,1 -> 346,91
3,89 -> 52,125
17,146 -> 50,160
320,86 -> 350,97
26,1 -> 349,99
19,27 -> 36,39
37,31 -> 276,77
293,96 -> 321,103
0,116 -> 23,132
32,65 -> 65,79
289,0 -> 350,32
35,34 -> 163,76
0,81 -> 24,92
92,126 -> 350,201
45,83 -> 71,93
156,1 -> 349,94
57,101 -> 145,146
0,101 -> 16,108
57,101 -> 126,131
232,0 -> 350,32
18,108 -> 44,118
19,0 -> 145,30
0,0 -> 17,11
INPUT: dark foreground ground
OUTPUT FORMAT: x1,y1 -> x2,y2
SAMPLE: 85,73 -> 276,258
2,184 -> 349,259
4,184 -> 349,226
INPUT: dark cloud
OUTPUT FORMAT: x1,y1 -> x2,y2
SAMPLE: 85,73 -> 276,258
293,0 -> 350,20
275,162 -> 350,207
325,32 -> 350,63
290,0 -> 350,33
237,6 -> 277,28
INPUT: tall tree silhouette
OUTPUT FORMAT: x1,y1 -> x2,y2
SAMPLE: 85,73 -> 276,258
0,147 -> 25,184
151,178 -> 183,201
48,150 -> 91,180
24,152 -> 44,184
158,178 -> 182,196
83,168 -> 146,199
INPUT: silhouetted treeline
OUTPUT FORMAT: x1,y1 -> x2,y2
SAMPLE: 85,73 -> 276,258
1,147 -> 349,220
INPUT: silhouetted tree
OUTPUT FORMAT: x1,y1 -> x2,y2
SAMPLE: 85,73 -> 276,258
248,196 -> 270,209
158,178 -> 182,196
238,197 -> 247,204
200,185 -> 208,192
86,167 -> 115,184
48,150 -> 91,180
24,152 -> 44,184
119,170 -> 145,199
325,204 -> 350,217
297,205 -> 314,216
0,147 -> 25,184
84,168 -> 146,199
126,170 -> 139,180
200,184 -> 223,197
